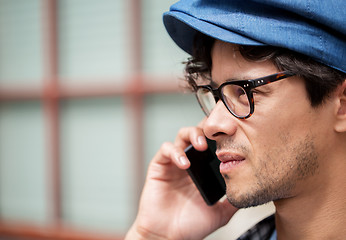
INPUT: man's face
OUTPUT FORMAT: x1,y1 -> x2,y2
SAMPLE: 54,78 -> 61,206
202,40 -> 333,208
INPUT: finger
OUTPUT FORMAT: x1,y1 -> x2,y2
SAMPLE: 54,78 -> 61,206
175,127 -> 208,152
153,141 -> 191,169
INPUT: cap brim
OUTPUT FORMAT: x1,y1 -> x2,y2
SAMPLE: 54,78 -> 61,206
163,11 -> 264,55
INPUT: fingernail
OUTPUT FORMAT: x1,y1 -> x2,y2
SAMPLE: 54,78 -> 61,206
197,136 -> 205,146
178,156 -> 189,166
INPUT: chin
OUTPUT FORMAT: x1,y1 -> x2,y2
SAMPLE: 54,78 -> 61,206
225,184 -> 277,209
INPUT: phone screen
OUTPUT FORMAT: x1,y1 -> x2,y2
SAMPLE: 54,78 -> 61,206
185,139 -> 226,205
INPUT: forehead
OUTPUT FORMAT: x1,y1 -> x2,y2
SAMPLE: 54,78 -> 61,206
211,40 -> 278,82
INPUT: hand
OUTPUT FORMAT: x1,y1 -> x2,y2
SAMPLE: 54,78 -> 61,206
125,126 -> 237,240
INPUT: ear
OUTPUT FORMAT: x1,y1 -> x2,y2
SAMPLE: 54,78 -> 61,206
334,79 -> 346,133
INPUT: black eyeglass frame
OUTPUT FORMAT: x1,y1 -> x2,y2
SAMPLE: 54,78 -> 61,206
194,71 -> 295,119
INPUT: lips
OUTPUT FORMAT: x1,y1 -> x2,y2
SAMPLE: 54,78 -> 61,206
216,151 -> 246,173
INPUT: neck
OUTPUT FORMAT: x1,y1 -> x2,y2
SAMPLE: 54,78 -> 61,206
274,152 -> 346,240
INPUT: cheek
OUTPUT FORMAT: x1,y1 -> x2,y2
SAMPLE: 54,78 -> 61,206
254,133 -> 319,185
251,78 -> 312,135
248,94 -> 313,152
245,112 -> 304,175
247,111 -> 319,174
245,116 -> 288,158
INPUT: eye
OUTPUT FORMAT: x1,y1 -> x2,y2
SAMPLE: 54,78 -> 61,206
236,86 -> 246,97
222,85 -> 249,105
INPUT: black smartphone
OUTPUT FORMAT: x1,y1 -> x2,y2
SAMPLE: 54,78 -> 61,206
184,138 -> 226,205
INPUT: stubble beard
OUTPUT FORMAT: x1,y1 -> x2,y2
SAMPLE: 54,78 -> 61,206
223,135 -> 319,209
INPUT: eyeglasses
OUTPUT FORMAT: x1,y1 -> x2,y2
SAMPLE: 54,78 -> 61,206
194,71 -> 294,119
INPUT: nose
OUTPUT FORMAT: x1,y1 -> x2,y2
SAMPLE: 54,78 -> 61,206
203,100 -> 238,141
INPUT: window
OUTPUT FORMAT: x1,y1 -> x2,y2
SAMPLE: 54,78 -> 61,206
0,0 -> 203,238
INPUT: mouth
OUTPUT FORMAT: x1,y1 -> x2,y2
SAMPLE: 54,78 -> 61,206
216,151 -> 246,174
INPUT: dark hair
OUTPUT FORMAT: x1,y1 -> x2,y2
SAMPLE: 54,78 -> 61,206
184,33 -> 346,107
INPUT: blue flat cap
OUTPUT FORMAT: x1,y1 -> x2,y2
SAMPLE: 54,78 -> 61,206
163,0 -> 346,73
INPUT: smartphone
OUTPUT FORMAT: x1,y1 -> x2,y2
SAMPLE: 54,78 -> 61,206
184,138 -> 226,205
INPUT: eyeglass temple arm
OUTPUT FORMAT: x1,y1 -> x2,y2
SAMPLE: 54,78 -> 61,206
251,71 -> 294,88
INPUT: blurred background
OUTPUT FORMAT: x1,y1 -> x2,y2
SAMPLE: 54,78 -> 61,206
0,0 -> 274,239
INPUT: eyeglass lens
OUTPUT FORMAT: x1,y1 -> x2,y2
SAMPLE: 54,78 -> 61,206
196,88 -> 216,115
196,85 -> 251,117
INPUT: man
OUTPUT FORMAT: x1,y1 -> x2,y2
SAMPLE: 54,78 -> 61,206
126,0 -> 346,239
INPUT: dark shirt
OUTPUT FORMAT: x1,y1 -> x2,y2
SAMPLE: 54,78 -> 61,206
237,215 -> 275,240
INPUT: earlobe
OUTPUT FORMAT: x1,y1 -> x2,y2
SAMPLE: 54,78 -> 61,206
334,80 -> 346,133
